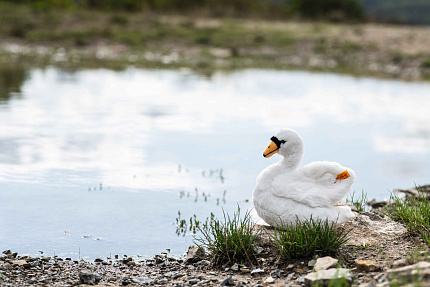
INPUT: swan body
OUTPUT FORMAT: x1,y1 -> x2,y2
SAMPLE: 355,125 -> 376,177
253,128 -> 355,227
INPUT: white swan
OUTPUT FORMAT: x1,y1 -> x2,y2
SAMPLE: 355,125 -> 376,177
253,128 -> 355,227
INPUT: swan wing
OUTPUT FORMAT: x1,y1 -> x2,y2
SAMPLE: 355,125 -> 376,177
271,161 -> 355,207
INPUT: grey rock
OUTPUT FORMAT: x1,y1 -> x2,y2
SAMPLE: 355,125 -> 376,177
220,275 -> 235,286
308,259 -> 316,267
2,263 -> 12,270
188,278 -> 200,284
285,273 -> 295,282
186,245 -> 205,263
296,276 -> 305,283
270,269 -> 281,278
79,270 -> 96,285
304,268 -> 352,287
231,263 -> 240,271
158,278 -> 169,284
387,261 -> 430,281
314,256 -> 338,271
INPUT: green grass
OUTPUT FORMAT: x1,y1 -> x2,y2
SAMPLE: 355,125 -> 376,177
346,190 -> 368,212
382,187 -> 430,247
273,217 -> 351,259
194,206 -> 259,265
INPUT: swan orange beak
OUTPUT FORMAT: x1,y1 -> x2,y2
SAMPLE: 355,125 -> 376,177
263,140 -> 279,158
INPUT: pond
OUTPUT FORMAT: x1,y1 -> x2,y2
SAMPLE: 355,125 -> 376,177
0,66 -> 429,260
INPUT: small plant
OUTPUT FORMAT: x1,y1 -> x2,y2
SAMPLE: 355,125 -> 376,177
194,206 -> 259,265
175,211 -> 215,237
346,190 -> 368,212
381,186 -> 430,247
273,217 -> 351,259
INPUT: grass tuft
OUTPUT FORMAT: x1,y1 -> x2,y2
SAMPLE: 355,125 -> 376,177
346,189 -> 368,212
381,186 -> 430,247
194,206 -> 259,265
273,217 -> 351,259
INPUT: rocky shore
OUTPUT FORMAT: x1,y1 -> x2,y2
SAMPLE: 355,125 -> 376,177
2,197 -> 430,287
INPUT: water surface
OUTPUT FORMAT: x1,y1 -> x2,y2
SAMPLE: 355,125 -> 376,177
1,67 -> 429,259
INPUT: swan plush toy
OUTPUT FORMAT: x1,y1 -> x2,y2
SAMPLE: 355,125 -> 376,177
253,128 -> 355,227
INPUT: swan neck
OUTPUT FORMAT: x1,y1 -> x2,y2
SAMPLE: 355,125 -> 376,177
281,151 -> 303,170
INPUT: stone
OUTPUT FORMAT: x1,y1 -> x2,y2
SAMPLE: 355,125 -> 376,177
264,276 -> 275,284
11,260 -> 31,268
188,278 -> 200,284
356,260 -> 380,272
251,268 -> 264,275
304,268 -> 352,287
186,245 -> 205,263
391,259 -> 407,268
158,278 -> 168,284
231,263 -> 240,271
255,246 -> 265,254
296,276 -> 305,283
241,267 -> 250,273
132,277 -> 152,285
314,256 -> 338,271
308,259 -> 316,267
79,270 -> 96,285
220,275 -> 235,286
270,269 -> 281,278
285,272 -> 295,282
2,262 -> 12,270
387,261 -> 430,281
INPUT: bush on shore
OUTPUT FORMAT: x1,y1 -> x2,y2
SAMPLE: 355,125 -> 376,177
0,0 -> 364,21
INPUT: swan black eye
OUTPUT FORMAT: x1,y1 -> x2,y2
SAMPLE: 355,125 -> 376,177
271,136 -> 286,148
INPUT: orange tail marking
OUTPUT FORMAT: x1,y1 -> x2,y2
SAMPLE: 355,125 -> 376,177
335,170 -> 350,183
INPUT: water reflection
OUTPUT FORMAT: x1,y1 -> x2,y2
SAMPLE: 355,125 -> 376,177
0,66 -> 27,104
0,67 -> 429,259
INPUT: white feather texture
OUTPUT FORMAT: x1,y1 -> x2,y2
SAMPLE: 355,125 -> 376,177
253,128 -> 355,227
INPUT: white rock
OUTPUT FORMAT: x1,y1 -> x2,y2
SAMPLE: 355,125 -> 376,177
305,268 -> 352,287
314,256 -> 339,271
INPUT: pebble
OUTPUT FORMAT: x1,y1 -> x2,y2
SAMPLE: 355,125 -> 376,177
250,268 -> 264,275
356,260 -> 380,272
314,256 -> 339,271
264,276 -> 275,283
220,275 -> 235,286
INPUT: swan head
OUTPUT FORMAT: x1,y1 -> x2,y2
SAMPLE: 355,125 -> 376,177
263,128 -> 304,159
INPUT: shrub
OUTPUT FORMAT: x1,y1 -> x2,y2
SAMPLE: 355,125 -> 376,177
273,217 -> 351,258
283,0 -> 364,20
194,207 -> 259,265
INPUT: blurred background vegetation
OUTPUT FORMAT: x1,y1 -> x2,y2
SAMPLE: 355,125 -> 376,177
0,0 -> 363,21
1,0 -> 429,24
